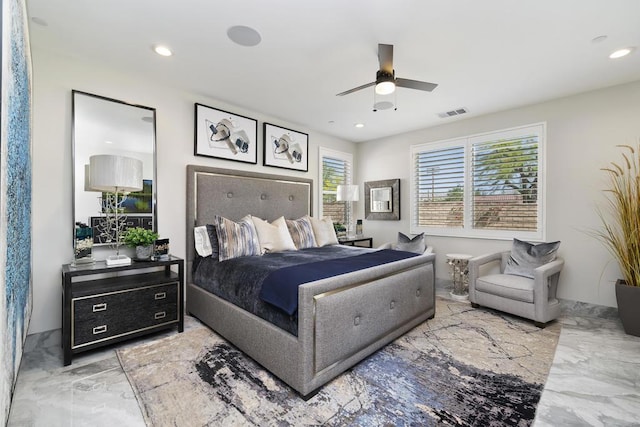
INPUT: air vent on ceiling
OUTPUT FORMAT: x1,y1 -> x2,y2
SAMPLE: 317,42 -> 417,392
438,107 -> 468,119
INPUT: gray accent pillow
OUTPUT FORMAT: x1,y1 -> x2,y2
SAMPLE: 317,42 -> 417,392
395,232 -> 426,254
504,238 -> 560,278
205,224 -> 219,261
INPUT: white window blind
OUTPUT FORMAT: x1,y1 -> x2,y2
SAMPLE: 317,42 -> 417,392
471,134 -> 539,231
415,144 -> 465,228
319,147 -> 353,223
411,123 -> 545,240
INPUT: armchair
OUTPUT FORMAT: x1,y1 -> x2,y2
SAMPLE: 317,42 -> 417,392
468,251 -> 564,328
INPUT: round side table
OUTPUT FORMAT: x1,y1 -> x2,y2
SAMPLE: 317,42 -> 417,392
446,253 -> 473,301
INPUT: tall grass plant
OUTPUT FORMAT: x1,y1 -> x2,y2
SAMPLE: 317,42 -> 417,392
596,144 -> 640,287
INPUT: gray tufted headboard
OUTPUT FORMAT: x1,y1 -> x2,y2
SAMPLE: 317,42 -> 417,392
186,165 -> 313,283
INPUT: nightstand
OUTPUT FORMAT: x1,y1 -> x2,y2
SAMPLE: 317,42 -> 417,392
61,256 -> 184,366
338,236 -> 373,248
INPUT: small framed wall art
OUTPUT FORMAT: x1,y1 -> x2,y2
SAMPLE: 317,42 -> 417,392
194,103 -> 258,164
263,123 -> 309,172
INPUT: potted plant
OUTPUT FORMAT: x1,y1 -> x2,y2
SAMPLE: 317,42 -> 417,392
595,144 -> 640,336
123,227 -> 159,261
333,222 -> 347,239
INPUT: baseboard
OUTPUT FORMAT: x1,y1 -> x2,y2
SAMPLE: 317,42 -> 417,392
558,298 -> 618,320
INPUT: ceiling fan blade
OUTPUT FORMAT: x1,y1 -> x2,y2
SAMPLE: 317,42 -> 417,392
396,78 -> 438,92
378,44 -> 394,73
336,81 -> 375,96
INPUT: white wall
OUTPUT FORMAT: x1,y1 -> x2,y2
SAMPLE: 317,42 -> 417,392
356,80 -> 640,308
30,48 -> 355,334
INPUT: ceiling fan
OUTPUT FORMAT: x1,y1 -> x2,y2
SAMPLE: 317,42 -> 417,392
336,44 -> 438,97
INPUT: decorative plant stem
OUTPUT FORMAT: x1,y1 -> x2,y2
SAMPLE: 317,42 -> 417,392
595,144 -> 640,287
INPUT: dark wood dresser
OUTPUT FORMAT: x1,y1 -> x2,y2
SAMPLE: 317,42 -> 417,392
61,256 -> 184,365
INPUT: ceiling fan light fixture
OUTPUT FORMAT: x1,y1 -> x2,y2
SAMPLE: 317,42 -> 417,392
375,70 -> 396,95
375,81 -> 395,95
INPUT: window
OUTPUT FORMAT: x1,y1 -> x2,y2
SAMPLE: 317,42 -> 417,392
319,147 -> 354,225
410,123 -> 545,240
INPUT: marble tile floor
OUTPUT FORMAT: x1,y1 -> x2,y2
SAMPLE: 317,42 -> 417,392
8,283 -> 640,427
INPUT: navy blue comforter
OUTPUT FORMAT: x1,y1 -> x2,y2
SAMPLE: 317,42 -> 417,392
193,246 -> 374,335
259,249 -> 419,315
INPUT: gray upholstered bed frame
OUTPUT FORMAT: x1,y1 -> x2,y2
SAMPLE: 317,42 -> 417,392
185,165 -> 436,398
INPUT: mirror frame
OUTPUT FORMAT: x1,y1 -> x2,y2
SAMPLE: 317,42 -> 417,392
72,90 -> 157,247
364,178 -> 400,220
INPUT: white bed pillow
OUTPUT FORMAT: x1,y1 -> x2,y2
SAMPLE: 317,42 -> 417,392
251,216 -> 297,254
214,215 -> 261,261
309,216 -> 339,247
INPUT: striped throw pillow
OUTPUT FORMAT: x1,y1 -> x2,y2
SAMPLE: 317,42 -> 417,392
213,215 -> 261,261
286,216 -> 317,249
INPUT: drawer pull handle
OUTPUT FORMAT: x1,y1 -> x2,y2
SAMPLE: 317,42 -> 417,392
154,292 -> 166,300
93,325 -> 107,335
92,303 -> 107,312
155,311 -> 166,320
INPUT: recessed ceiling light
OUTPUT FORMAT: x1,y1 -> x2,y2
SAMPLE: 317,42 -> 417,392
31,17 -> 48,27
609,47 -> 635,59
105,140 -> 113,144
153,45 -> 173,57
227,25 -> 262,47
354,123 -> 365,128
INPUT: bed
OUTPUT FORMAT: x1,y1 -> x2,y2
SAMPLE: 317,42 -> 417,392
185,165 -> 436,398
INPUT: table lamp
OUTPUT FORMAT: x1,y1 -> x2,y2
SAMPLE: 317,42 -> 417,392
336,184 -> 359,238
89,155 -> 143,265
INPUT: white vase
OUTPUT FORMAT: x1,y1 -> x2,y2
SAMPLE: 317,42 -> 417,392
136,245 -> 153,260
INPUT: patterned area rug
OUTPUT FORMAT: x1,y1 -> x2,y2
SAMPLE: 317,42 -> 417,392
117,298 -> 560,426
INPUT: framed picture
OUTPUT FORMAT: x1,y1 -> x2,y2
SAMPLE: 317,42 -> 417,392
263,123 -> 309,172
154,238 -> 170,260
194,103 -> 258,164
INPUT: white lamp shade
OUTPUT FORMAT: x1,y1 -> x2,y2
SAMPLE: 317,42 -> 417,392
83,164 -> 95,192
89,155 -> 143,192
336,184 -> 359,202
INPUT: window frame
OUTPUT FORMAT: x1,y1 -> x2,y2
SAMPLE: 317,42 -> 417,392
410,122 -> 546,241
318,147 -> 354,222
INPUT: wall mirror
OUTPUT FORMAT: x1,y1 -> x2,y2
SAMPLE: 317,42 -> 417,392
370,187 -> 392,212
72,90 -> 157,246
365,179 -> 400,220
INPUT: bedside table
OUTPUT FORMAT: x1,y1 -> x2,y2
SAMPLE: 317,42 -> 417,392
61,256 -> 184,366
338,236 -> 373,248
